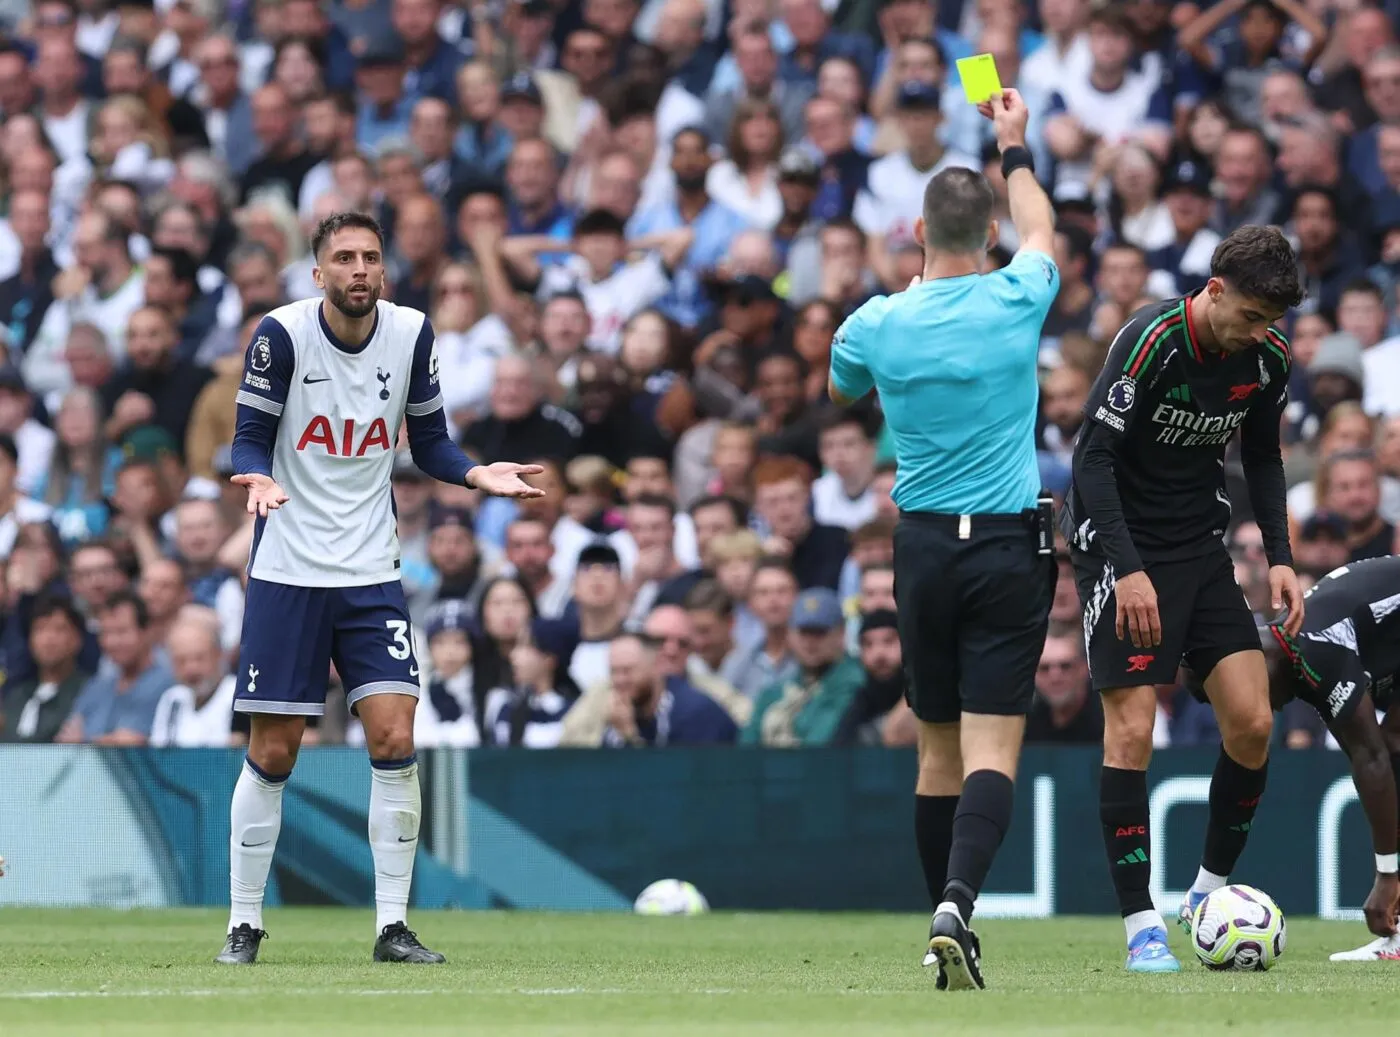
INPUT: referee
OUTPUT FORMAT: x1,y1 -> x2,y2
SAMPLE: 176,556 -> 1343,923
829,90 -> 1057,992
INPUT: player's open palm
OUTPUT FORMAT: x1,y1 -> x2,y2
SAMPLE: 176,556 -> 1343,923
231,473 -> 290,517
469,461 -> 547,499
1115,570 -> 1162,649
1363,871 -> 1400,937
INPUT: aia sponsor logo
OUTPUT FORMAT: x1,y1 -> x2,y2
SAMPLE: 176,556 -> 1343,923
296,416 -> 391,456
1126,654 -> 1155,673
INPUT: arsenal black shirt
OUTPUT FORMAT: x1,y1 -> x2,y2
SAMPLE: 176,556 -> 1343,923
1062,296 -> 1293,575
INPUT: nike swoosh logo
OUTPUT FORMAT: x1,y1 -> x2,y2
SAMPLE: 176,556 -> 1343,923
397,836 -> 416,843
240,840 -> 271,848
409,666 -> 419,677
303,374 -> 331,384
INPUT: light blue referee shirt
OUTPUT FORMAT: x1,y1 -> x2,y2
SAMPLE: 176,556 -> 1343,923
829,249 -> 1059,515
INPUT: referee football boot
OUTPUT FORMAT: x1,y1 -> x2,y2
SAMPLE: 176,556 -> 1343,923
214,924 -> 267,965
925,905 -> 984,991
373,922 -> 446,964
1125,926 -> 1180,973
922,915 -> 982,990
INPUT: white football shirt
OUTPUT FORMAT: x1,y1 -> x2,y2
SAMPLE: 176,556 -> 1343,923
234,298 -> 447,587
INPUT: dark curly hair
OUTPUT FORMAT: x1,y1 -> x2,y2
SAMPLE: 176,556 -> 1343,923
1210,225 -> 1305,311
310,211 -> 385,259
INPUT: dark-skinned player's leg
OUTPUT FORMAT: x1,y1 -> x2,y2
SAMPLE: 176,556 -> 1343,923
1331,709 -> 1400,960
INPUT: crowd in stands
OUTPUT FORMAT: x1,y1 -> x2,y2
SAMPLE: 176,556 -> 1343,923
0,0 -> 1396,751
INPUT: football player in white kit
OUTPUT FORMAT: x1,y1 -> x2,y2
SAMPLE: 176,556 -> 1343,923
216,213 -> 543,965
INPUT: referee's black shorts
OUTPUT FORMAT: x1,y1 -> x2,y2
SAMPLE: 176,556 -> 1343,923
893,511 -> 1056,724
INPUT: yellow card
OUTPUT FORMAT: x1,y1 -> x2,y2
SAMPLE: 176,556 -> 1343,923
957,53 -> 1003,104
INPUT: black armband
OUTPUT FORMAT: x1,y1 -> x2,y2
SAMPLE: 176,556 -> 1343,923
1000,146 -> 1034,179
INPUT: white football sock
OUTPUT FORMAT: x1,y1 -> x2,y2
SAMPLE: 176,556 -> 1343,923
228,759 -> 287,932
369,757 -> 421,935
1190,867 -> 1228,897
1124,909 -> 1166,944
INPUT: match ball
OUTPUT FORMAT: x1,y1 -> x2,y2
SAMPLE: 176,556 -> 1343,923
1191,884 -> 1286,971
633,879 -> 709,916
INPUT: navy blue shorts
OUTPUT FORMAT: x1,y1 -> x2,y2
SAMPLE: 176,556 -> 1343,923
233,579 -> 421,717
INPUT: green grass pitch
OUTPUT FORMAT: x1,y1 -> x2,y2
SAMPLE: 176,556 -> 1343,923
2,909 -> 1398,1036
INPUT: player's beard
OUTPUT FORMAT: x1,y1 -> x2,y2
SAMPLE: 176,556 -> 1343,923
326,280 -> 381,318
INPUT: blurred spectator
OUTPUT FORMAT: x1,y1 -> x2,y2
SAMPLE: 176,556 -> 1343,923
705,19 -> 810,145
682,577 -> 750,696
1320,449 -> 1395,560
27,210 -> 146,392
812,408 -> 877,531
1155,678 -> 1222,747
1043,5 -> 1170,192
596,631 -> 738,747
742,586 -> 862,746
1212,126 -> 1278,236
619,493 -> 696,623
39,387 -> 111,546
504,514 -> 570,619
101,307 -> 215,452
148,604 -> 234,747
483,619 -> 577,747
565,541 -> 629,690
414,503 -> 492,618
751,455 -> 847,589
1293,511 -> 1352,581
56,590 -> 173,744
414,600 -> 482,747
1025,633 -> 1103,744
1039,362 -> 1089,464
0,366 -> 55,497
831,608 -> 905,746
0,433 -> 54,559
0,189 -> 58,355
137,557 -> 190,647
0,594 -> 91,743
728,556 -> 799,697
460,353 -> 581,464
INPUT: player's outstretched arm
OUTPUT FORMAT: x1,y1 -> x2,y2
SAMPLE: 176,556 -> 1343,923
1328,698 -> 1400,936
405,319 -> 548,499
467,462 -> 547,498
232,316 -> 294,518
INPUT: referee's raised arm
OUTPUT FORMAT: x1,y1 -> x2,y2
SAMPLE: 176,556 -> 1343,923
980,91 -> 1056,259
826,89 -> 1060,992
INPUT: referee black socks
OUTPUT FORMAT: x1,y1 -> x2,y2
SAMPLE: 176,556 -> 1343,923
915,794 -> 959,909
1101,766 -> 1155,918
942,770 -> 1014,923
1200,748 -> 1268,879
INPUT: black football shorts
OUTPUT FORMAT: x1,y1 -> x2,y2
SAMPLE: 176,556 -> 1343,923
895,511 -> 1055,723
1072,547 -> 1260,692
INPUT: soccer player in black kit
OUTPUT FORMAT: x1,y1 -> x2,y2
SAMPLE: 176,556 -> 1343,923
1062,225 -> 1307,972
1249,556 -> 1400,961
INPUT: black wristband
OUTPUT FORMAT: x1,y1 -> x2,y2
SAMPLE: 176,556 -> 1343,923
1001,145 -> 1034,178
